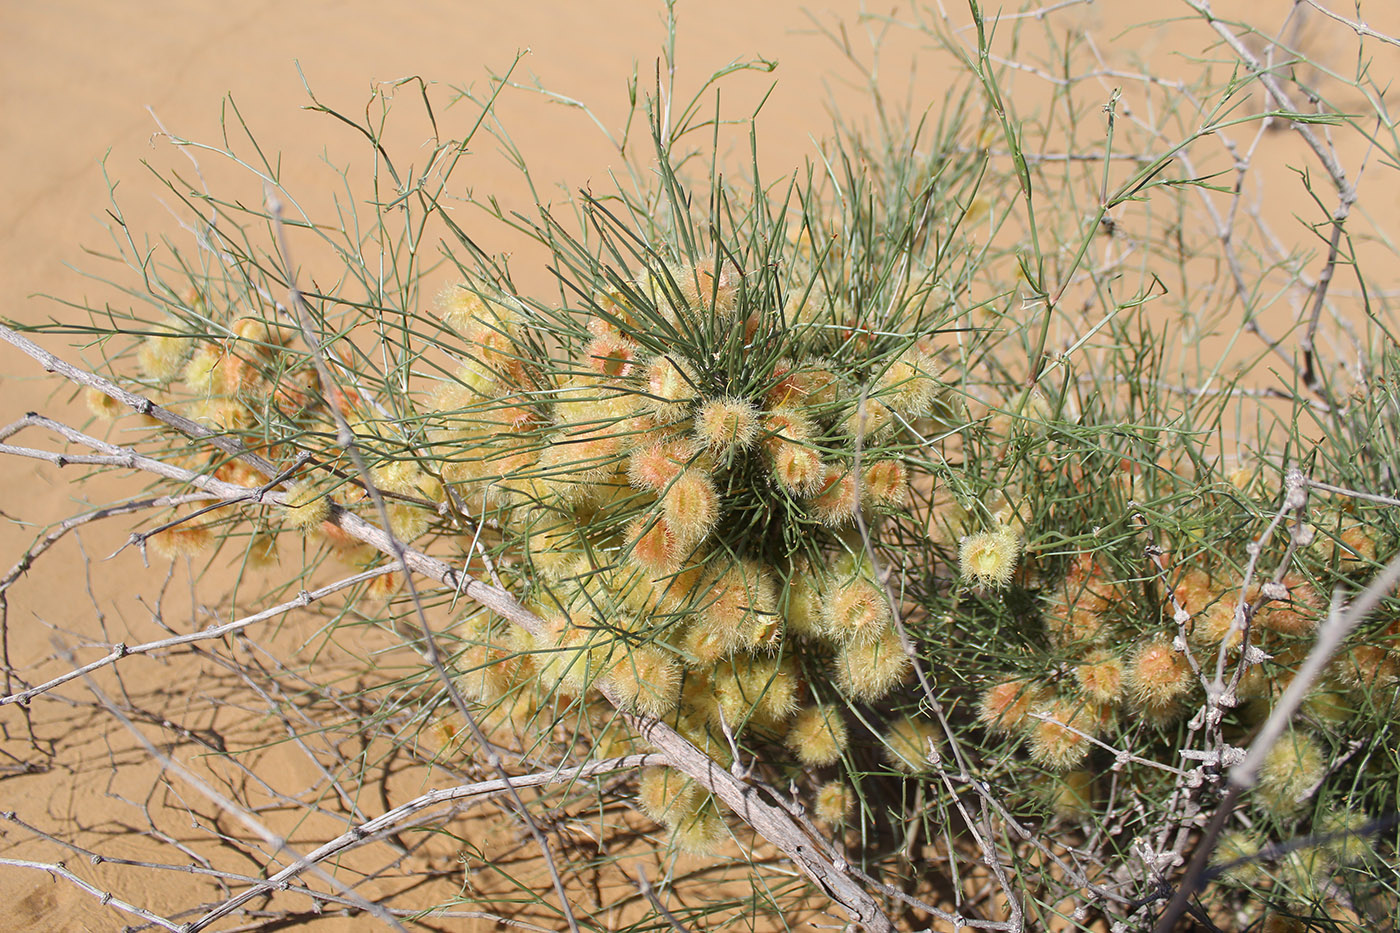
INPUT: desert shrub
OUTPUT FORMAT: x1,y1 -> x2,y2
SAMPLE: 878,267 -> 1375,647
3,2 -> 1400,931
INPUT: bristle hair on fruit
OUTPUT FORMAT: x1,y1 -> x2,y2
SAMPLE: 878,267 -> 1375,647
1125,637 -> 1194,710
1027,698 -> 1097,770
977,676 -> 1049,735
661,470 -> 719,547
150,524 -> 213,560
883,715 -> 940,772
695,397 -> 760,455
813,781 -> 853,824
786,705 -> 848,766
959,525 -> 1022,589
834,626 -> 910,702
281,482 -> 331,530
823,576 -> 892,643
1257,729 -> 1326,816
607,645 -> 682,717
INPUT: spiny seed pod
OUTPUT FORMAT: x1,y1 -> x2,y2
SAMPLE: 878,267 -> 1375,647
697,561 -> 779,649
682,618 -> 740,668
1028,698 -> 1099,770
281,482 -> 331,529
637,766 -> 700,824
1257,730 -> 1325,817
668,798 -> 728,855
710,654 -> 797,729
1045,553 -> 1120,645
1214,830 -> 1264,886
783,570 -> 827,640
921,486 -> 969,548
695,397 -> 760,455
676,259 -> 739,316
746,655 -> 800,725
1335,638 -> 1399,689
364,570 -> 402,604
768,358 -> 839,410
627,438 -> 693,491
138,331 -> 191,384
581,333 -> 640,380
1172,568 -> 1215,617
372,461 -> 443,502
150,524 -> 213,560
1125,637 -> 1194,711
977,676 -> 1051,735
876,347 -> 938,419
526,508 -> 588,579
194,397 -> 253,430
1319,809 -> 1379,867
834,626 -> 910,701
245,528 -> 279,568
813,781 -> 853,824
230,316 -> 287,348
861,460 -> 910,510
810,468 -> 858,526
533,613 -> 614,696
824,575 -> 892,643
607,645 -> 682,717
1336,523 -> 1378,568
883,715 -> 940,773
959,525 -> 1022,589
661,470 -> 719,547
786,705 -> 848,767
388,503 -> 431,542
182,344 -> 223,394
1191,591 -> 1243,650
1253,573 -> 1321,637
454,616 -> 521,703
1073,650 -> 1125,705
771,440 -> 825,496
759,408 -> 813,453
85,387 -> 125,420
843,397 -> 894,439
642,355 -> 700,422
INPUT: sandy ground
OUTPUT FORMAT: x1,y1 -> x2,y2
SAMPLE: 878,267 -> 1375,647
2,1 -> 1398,930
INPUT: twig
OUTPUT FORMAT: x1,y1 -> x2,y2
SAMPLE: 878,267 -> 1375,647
2,565 -> 393,706
0,857 -> 184,932
1154,547 -> 1400,931
189,754 -> 659,931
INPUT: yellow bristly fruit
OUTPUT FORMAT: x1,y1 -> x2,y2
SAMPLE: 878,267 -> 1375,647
813,781 -> 853,825
1257,730 -> 1325,817
84,387 -> 125,420
824,574 -> 892,644
281,483 -> 330,530
642,355 -> 700,422
883,715 -> 940,773
661,470 -> 719,548
150,525 -> 213,559
834,626 -> 910,701
607,646 -> 682,718
977,676 -> 1050,735
1125,638 -> 1194,714
1027,698 -> 1099,770
785,705 -> 848,767
861,460 -> 910,510
695,397 -> 760,456
137,331 -> 190,384
1073,650 -> 1125,705
960,525 -> 1022,589
637,767 -> 699,824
